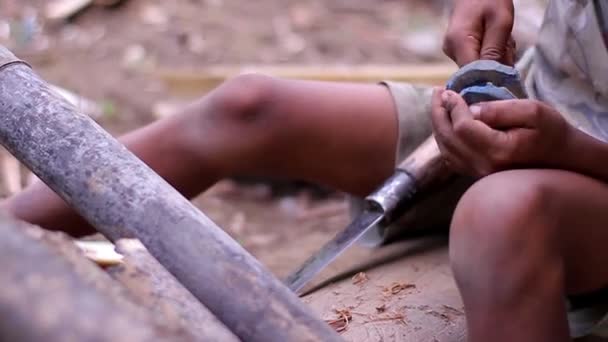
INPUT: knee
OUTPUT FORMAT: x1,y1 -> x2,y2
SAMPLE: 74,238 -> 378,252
207,73 -> 278,127
179,73 -> 288,171
449,171 -> 560,275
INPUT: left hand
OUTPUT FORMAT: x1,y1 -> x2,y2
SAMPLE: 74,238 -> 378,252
430,88 -> 574,178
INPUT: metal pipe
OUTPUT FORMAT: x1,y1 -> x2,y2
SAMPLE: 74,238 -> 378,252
0,46 -> 340,342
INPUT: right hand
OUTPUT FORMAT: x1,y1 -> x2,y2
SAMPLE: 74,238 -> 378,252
443,0 -> 516,66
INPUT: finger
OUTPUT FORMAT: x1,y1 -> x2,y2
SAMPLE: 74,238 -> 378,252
441,90 -> 472,126
431,88 -> 483,173
442,153 -> 471,175
435,129 -> 487,177
431,88 -> 464,153
431,87 -> 451,129
472,100 -> 545,129
439,92 -> 510,153
480,9 -> 514,64
443,25 -> 482,66
431,88 -> 463,156
443,4 -> 484,67
455,118 -> 509,152
503,36 -> 517,66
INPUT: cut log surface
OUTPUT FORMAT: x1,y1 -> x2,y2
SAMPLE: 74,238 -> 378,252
109,239 -> 241,342
303,238 -> 466,342
0,214 -> 194,342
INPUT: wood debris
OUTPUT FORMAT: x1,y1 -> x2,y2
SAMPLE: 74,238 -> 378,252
0,148 -> 21,195
46,0 -> 126,21
351,272 -> 368,285
324,308 -> 352,333
366,312 -> 407,325
383,282 -> 416,296
442,305 -> 465,316
74,240 -> 123,267
46,0 -> 93,21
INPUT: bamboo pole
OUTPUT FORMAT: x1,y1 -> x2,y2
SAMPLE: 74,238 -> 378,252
0,214 -> 193,342
109,239 -> 241,342
153,64 -> 457,96
0,45 -> 340,342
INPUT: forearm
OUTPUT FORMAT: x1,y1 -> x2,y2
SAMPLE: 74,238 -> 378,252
561,127 -> 608,183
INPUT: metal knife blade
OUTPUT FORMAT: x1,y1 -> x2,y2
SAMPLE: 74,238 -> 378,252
284,209 -> 384,293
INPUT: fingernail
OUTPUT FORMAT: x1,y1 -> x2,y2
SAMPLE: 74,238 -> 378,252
470,105 -> 481,118
441,91 -> 450,103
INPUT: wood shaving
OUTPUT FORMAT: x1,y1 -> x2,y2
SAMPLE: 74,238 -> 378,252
442,305 -> 464,316
325,308 -> 352,333
382,282 -> 416,296
367,313 -> 407,325
351,272 -> 369,285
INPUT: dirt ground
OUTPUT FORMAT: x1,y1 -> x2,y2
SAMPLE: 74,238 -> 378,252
0,1 -> 552,339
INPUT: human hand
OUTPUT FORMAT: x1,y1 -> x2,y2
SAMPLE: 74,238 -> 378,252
443,0 -> 516,66
430,88 -> 573,177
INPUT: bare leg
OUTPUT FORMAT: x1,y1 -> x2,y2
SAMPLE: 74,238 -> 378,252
2,74 -> 399,236
450,169 -> 608,342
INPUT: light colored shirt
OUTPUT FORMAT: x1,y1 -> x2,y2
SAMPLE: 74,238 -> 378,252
524,0 -> 608,141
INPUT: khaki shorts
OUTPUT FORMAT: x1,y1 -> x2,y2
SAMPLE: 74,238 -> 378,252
351,81 -> 473,248
349,79 -> 608,338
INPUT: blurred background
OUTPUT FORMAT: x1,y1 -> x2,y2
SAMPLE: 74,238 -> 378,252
0,0 -> 547,275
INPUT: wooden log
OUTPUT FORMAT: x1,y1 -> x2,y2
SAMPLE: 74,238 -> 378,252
108,239 -> 241,342
0,214 -> 194,342
0,45 -> 340,342
153,64 -> 457,97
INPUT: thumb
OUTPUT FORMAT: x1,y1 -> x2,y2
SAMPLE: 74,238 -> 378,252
480,12 -> 514,64
472,100 -> 541,129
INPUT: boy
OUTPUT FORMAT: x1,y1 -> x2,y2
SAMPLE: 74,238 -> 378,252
4,0 -> 608,340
